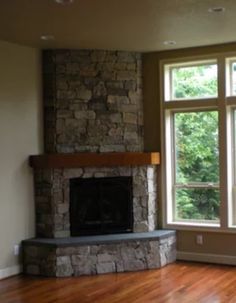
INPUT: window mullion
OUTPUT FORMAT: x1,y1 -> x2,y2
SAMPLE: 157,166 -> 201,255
218,55 -> 228,229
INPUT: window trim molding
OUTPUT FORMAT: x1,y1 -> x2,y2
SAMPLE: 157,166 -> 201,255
160,53 -> 236,231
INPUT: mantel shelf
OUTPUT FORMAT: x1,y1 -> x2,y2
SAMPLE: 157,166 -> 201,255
29,152 -> 160,169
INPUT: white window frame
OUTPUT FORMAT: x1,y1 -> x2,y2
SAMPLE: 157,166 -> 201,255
161,54 -> 236,232
165,59 -> 218,101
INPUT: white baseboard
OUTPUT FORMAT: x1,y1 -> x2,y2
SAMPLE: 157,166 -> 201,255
0,264 -> 22,280
177,251 -> 236,266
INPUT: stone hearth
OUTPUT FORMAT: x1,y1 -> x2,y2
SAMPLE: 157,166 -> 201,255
23,231 -> 176,277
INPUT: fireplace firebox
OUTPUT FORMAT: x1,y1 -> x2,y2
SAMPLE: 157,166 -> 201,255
70,176 -> 133,236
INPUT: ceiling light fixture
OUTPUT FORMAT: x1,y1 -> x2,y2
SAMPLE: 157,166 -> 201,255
163,40 -> 177,46
208,7 -> 225,13
40,35 -> 55,41
54,0 -> 74,4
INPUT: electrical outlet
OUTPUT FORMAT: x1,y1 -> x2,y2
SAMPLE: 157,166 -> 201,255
14,244 -> 20,256
196,234 -> 203,245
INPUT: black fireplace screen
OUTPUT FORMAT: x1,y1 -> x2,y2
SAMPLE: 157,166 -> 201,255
70,176 -> 133,236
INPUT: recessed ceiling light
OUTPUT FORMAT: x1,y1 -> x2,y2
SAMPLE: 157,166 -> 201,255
163,40 -> 177,46
40,35 -> 55,41
208,7 -> 225,13
54,0 -> 74,4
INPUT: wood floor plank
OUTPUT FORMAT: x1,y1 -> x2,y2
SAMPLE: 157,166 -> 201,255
1,262 -> 236,303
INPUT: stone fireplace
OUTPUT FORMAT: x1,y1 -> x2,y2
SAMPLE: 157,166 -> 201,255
22,50 -> 176,277
33,164 -> 158,239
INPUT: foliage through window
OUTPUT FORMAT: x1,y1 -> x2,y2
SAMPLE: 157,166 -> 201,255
174,111 -> 219,221
165,61 -> 218,101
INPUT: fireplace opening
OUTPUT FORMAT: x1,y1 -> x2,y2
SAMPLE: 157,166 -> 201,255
70,176 -> 133,236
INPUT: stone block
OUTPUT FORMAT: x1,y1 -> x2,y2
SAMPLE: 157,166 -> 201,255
96,262 -> 116,274
57,203 -> 69,214
91,50 -> 106,62
56,256 -> 73,277
80,66 -> 98,77
74,110 -> 96,120
76,87 -> 92,101
56,78 -> 68,90
133,222 -> 149,232
148,181 -> 155,193
124,80 -> 136,91
123,113 -> 137,124
101,71 -> 116,81
63,168 -> 83,179
109,113 -> 122,123
99,244 -> 119,254
97,253 -> 113,263
146,241 -> 161,269
93,81 -> 107,97
106,81 -> 123,89
117,52 -> 136,63
69,103 -> 88,111
107,87 -> 127,96
56,247 -> 76,256
57,110 -> 73,119
72,255 -> 96,276
124,132 -> 138,143
116,261 -> 124,272
88,99 -> 107,111
74,265 -> 95,276
123,260 -> 145,271
56,119 -> 65,134
57,90 -> 76,100
114,62 -> 127,70
73,246 -> 90,255
107,95 -> 129,104
100,145 -> 125,152
121,104 -> 138,113
66,63 -> 80,74
117,71 -> 137,81
126,63 -> 136,71
56,145 -> 75,153
128,91 -> 142,104
108,127 -> 123,136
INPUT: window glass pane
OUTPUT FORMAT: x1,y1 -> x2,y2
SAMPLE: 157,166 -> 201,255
232,62 -> 236,95
175,188 -> 220,221
175,111 -> 219,184
171,63 -> 217,100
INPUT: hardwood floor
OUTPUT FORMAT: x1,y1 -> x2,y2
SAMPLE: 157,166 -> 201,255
1,262 -> 236,303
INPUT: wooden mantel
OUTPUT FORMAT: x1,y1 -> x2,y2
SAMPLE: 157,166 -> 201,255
29,152 -> 160,169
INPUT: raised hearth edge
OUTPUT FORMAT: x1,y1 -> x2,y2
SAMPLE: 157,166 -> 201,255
23,230 -> 176,277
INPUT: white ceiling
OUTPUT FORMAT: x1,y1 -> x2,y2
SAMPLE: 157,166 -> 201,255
0,0 -> 235,52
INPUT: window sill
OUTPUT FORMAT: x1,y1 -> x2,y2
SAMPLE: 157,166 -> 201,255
164,222 -> 236,233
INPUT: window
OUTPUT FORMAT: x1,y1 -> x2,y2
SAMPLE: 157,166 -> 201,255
162,56 -> 236,229
174,111 -> 219,222
165,61 -> 218,101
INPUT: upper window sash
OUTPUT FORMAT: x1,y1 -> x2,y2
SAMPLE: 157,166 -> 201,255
164,59 -> 218,102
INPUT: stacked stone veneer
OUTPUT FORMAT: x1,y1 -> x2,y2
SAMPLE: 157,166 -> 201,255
23,233 -> 176,277
23,49 -> 176,277
43,50 -> 143,153
35,166 -> 157,238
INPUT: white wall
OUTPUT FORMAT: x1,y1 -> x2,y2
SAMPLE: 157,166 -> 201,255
0,41 -> 42,278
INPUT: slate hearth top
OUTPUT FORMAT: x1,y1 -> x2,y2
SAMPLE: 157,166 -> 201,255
23,230 -> 175,248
